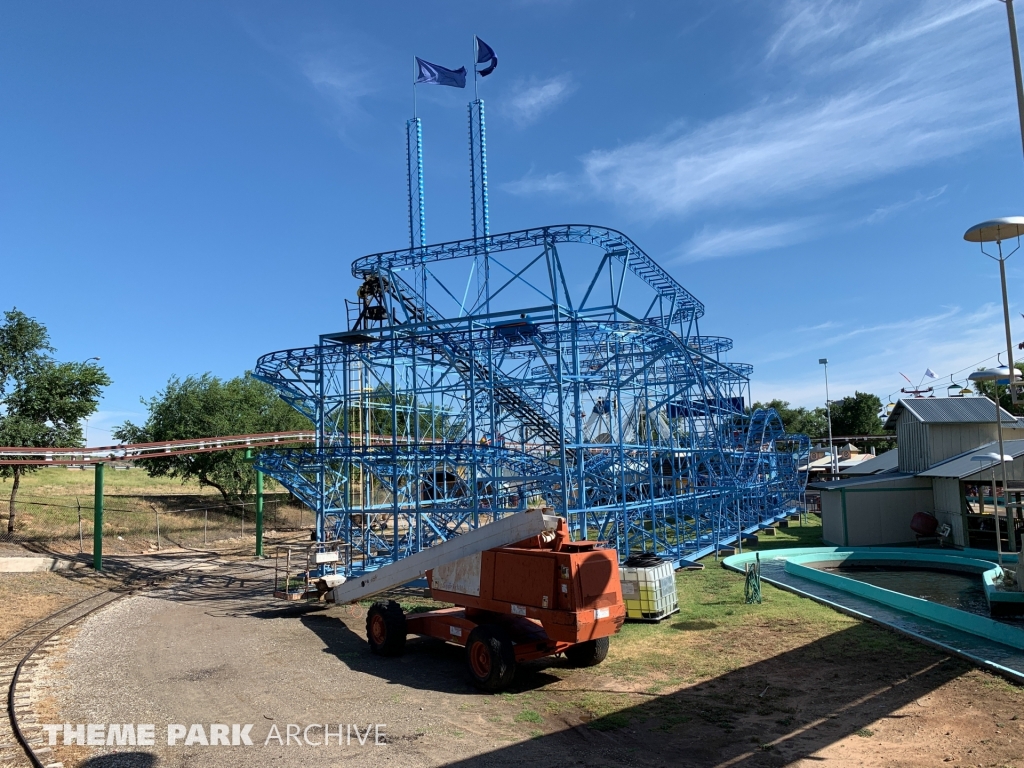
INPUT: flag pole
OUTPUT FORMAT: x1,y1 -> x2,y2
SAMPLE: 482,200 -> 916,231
473,35 -> 479,101
408,56 -> 425,251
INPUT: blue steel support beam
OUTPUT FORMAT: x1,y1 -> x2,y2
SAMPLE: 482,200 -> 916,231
406,117 -> 426,251
350,224 -> 706,324
255,225 -> 808,575
468,100 -> 489,242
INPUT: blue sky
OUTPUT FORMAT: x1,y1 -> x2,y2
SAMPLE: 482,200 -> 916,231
3,0 -> 1024,443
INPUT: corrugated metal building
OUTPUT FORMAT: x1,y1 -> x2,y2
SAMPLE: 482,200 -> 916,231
885,397 -> 1018,473
816,473 -> 933,547
811,397 -> 1024,548
842,449 -> 900,475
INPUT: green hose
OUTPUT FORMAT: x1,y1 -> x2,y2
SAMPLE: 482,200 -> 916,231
744,552 -> 762,604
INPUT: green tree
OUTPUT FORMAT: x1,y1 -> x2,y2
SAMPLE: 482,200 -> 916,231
750,399 -> 828,438
349,385 -> 463,441
0,309 -> 110,533
829,391 -> 885,437
971,362 -> 1024,416
113,373 -> 311,503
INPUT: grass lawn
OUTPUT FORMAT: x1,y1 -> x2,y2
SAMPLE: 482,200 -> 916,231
376,515 -> 1024,766
2,467 -> 307,553
2,465 -> 296,498
386,516 -> 890,705
3,465 -> 215,498
595,516 -> 860,687
532,514 -> 911,728
396,516 -> 859,695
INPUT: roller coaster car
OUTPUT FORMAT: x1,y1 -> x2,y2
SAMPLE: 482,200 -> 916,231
491,319 -> 539,342
364,518 -> 626,691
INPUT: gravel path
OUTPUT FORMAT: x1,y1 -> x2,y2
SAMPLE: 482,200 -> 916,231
0,571 -> 102,642
33,553 -> 1024,768
30,560 -> 600,768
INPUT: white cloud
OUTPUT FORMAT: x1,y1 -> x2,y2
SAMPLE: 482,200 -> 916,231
581,85 -> 1000,219
796,321 -> 838,332
764,0 -> 857,61
752,306 -> 972,366
237,17 -> 380,134
750,303 -> 1012,408
863,186 -> 947,225
828,307 -> 963,345
506,75 -> 576,127
300,54 -> 376,123
831,1 -> 993,69
677,218 -> 819,262
508,1 -> 1008,225
503,170 -> 574,196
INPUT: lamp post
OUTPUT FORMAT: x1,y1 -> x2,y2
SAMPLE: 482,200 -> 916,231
80,357 -> 100,445
819,358 -> 836,476
964,218 -> 1024,405
969,367 -> 1020,561
970,451 -> 1014,569
1001,1 -> 1024,175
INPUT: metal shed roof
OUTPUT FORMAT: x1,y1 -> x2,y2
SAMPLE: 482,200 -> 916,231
841,449 -> 899,475
837,455 -> 873,469
917,439 -> 1024,479
807,473 -> 917,491
882,396 -> 1016,430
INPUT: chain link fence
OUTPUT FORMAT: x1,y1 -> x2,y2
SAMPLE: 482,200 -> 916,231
0,492 -> 314,554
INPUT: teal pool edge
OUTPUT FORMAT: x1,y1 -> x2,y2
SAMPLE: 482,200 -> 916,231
722,546 -> 1024,683
782,553 -> 1024,651
773,548 -> 1022,608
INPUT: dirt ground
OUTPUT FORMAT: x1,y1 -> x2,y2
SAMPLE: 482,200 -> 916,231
0,570 -> 103,642
10,523 -> 1024,768
26,596 -> 1024,768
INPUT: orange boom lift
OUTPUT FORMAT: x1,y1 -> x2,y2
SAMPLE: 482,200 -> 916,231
363,518 -> 625,691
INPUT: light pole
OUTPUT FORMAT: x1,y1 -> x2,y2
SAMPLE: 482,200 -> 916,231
969,367 -> 1019,561
80,357 -> 100,445
819,358 -> 836,476
1001,1 -> 1024,174
964,218 -> 1024,405
971,453 -> 1012,567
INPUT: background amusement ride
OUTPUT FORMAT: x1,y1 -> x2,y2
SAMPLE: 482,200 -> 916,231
249,41 -> 810,574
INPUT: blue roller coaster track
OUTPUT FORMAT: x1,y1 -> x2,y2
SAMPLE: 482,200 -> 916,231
253,223 -> 809,573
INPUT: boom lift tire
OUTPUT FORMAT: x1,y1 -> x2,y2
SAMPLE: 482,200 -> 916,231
366,600 -> 407,656
564,636 -> 609,667
465,625 -> 517,691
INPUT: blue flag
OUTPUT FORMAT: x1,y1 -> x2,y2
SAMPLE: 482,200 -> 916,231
415,57 -> 467,88
475,36 -> 497,77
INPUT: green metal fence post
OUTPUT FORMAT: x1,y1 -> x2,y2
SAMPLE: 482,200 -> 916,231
93,462 -> 104,570
256,464 -> 264,558
246,448 -> 264,558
